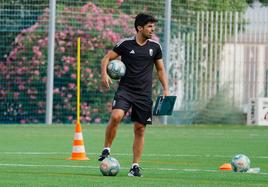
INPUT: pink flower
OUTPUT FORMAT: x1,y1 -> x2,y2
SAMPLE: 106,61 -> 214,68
67,116 -> 73,121
18,84 -> 25,90
77,30 -> 84,35
85,19 -> 94,29
81,104 -> 89,110
8,48 -> 18,61
85,68 -> 92,73
32,46 -> 42,58
68,83 -> 75,89
117,0 -> 124,6
59,47 -> 65,52
103,29 -> 120,42
15,34 -> 24,44
71,74 -> 76,79
62,56 -> 76,64
59,31 -> 66,39
63,66 -> 69,72
94,118 -> 101,123
69,30 -> 75,36
85,116 -> 91,122
0,90 -> 7,97
37,39 -> 47,47
33,70 -> 40,76
22,23 -> 39,33
14,92 -> 20,99
53,88 -> 60,94
90,3 -> 101,14
17,68 -> 24,75
95,19 -> 104,31
30,95 -> 37,99
81,3 -> 90,13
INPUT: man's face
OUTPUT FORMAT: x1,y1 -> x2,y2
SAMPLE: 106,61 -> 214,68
139,22 -> 156,39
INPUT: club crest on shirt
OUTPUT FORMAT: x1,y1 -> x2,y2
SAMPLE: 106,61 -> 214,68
112,99 -> 116,107
149,49 -> 153,56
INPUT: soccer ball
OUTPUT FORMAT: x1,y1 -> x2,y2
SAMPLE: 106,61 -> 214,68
107,60 -> 126,80
231,154 -> 250,172
99,157 -> 120,176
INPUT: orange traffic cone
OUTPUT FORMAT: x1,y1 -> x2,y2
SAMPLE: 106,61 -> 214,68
219,163 -> 232,171
67,122 -> 89,160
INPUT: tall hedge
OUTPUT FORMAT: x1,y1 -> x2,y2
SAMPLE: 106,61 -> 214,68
0,3 -> 134,124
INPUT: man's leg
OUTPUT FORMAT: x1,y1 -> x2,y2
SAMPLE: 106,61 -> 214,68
133,122 -> 146,163
98,109 -> 125,161
128,122 -> 145,177
104,109 -> 125,147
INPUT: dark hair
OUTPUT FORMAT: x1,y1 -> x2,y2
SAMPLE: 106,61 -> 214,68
134,13 -> 158,32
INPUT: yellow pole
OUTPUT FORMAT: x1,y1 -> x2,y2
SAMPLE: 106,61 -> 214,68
77,37 -> 81,124
67,37 -> 89,161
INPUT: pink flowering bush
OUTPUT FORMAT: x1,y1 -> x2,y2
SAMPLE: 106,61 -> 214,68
0,3 -> 135,124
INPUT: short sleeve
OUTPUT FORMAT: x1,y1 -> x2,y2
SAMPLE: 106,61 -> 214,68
113,40 -> 125,55
154,43 -> 163,60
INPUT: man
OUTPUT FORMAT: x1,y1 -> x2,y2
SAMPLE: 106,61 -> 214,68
99,13 -> 169,177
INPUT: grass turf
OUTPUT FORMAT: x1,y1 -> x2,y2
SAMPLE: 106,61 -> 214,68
0,124 -> 267,187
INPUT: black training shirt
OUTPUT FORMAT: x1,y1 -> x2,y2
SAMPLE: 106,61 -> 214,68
113,36 -> 162,96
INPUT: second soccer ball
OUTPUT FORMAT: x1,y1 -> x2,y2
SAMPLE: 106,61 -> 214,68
231,154 -> 250,172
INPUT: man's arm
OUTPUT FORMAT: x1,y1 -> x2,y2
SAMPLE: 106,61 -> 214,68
155,59 -> 169,96
101,50 -> 119,89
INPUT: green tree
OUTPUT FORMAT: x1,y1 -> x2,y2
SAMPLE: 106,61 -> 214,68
247,0 -> 268,5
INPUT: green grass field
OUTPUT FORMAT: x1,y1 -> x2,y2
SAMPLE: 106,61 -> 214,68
0,124 -> 267,187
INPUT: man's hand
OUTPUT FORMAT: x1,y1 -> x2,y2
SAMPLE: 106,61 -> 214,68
102,73 -> 113,89
162,89 -> 170,97
101,50 -> 119,90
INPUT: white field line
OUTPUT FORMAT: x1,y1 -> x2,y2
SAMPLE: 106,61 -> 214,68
1,152 -> 268,159
0,163 -> 267,175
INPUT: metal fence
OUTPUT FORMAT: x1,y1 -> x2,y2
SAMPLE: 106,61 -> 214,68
0,0 -> 267,125
169,1 -> 268,124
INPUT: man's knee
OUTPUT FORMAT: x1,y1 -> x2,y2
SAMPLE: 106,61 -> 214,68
134,123 -> 145,137
110,110 -> 124,124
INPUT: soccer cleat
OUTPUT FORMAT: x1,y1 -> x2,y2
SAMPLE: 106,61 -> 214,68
128,165 -> 143,177
98,149 -> 110,161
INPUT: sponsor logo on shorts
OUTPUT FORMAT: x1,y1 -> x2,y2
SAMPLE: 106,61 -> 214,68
147,117 -> 152,122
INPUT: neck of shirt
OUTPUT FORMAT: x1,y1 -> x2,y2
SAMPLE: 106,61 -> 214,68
135,35 -> 148,46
